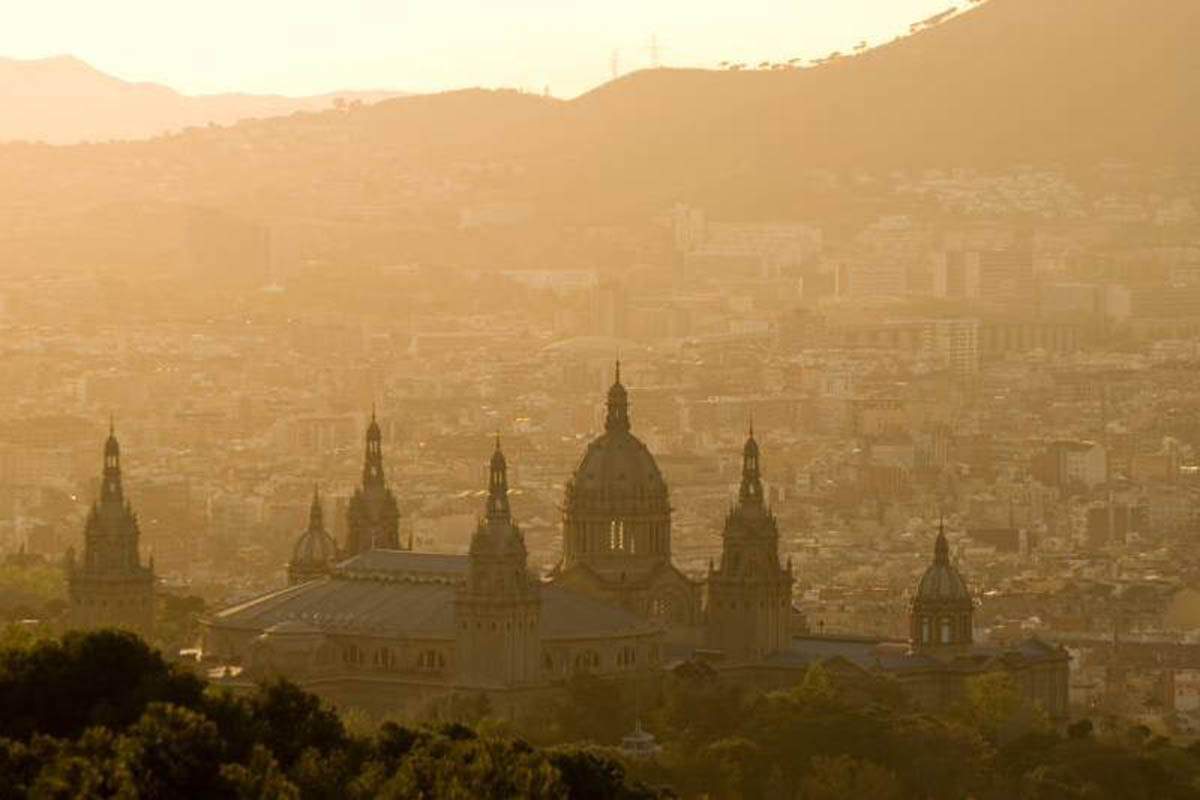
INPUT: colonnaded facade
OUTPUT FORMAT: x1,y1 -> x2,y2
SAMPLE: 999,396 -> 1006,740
200,364 -> 1069,719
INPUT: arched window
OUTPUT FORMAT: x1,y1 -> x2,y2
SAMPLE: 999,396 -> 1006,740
940,617 -> 952,644
373,647 -> 397,671
609,519 -> 625,551
573,650 -> 601,673
617,645 -> 637,670
417,649 -> 446,672
343,644 -> 364,666
921,617 -> 931,644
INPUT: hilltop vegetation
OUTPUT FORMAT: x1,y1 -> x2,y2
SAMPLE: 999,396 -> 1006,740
5,629 -> 1200,798
0,629 -> 666,799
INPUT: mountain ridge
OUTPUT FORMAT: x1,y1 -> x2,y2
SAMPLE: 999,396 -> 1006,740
1,0 -> 1198,272
0,55 -> 408,144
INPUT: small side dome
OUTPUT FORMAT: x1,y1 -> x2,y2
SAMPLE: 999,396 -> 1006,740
292,527 -> 337,566
916,561 -> 971,601
292,489 -> 337,567
915,529 -> 970,602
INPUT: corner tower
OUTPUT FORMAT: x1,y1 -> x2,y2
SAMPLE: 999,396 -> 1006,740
705,427 -> 794,661
345,410 -> 402,555
66,425 -> 156,634
455,437 -> 542,687
911,523 -> 974,650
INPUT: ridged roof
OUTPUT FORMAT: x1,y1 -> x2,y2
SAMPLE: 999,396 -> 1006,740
211,572 -> 651,641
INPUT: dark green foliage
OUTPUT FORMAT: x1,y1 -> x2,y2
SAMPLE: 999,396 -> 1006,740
239,679 -> 348,769
10,629 -> 1200,799
0,631 -> 662,799
550,745 -> 673,800
0,628 -> 203,740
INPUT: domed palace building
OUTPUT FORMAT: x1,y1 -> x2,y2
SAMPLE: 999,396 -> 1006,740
201,365 -> 1068,720
551,362 -> 702,640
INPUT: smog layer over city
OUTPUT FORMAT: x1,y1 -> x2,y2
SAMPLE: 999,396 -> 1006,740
1,0 -> 1199,797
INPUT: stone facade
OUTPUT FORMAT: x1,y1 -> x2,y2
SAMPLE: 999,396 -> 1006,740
344,412 -> 402,555
66,429 -> 156,635
204,366 -> 1070,721
704,428 -> 794,662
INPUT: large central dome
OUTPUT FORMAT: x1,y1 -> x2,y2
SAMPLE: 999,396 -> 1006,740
560,363 -> 672,578
566,363 -> 668,512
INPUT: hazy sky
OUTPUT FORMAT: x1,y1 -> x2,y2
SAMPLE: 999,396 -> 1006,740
6,1 -> 961,97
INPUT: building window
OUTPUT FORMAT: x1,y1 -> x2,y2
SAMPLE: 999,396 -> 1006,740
940,617 -> 952,644
609,519 -> 625,551
617,645 -> 637,670
651,596 -> 672,619
921,618 -> 931,644
573,650 -> 601,673
373,647 -> 397,671
417,650 -> 446,672
343,644 -> 364,667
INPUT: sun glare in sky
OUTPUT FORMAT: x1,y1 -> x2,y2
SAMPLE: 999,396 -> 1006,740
6,0 -> 961,96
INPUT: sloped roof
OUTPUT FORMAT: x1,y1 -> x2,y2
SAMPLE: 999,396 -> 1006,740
335,549 -> 468,581
763,635 -> 1066,675
210,576 -> 457,639
210,566 -> 654,643
541,585 -> 656,638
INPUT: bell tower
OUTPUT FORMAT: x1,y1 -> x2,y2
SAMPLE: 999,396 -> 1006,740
705,425 -> 793,661
345,409 -> 402,554
66,424 -> 156,634
455,437 -> 542,687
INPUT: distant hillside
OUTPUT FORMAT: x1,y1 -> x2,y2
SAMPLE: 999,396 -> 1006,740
1,0 -> 1198,274
0,56 -> 406,144
516,0 -> 1200,216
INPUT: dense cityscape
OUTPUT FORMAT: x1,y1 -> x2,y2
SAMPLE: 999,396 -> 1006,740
4,0 -> 1200,796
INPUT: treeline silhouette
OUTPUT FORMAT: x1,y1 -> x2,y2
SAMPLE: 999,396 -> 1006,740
0,630 -> 666,799
4,629 -> 1200,798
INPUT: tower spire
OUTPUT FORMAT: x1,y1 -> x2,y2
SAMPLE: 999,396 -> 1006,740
102,422 -> 123,504
487,436 -> 511,519
363,410 -> 384,486
605,359 -> 630,433
738,424 -> 763,506
309,485 -> 324,530
934,518 -> 950,565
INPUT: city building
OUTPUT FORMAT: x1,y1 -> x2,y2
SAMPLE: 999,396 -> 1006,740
550,363 -> 703,638
704,426 -> 794,661
202,367 -> 1070,720
344,411 -> 403,555
65,428 -> 156,634
287,488 -> 337,586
